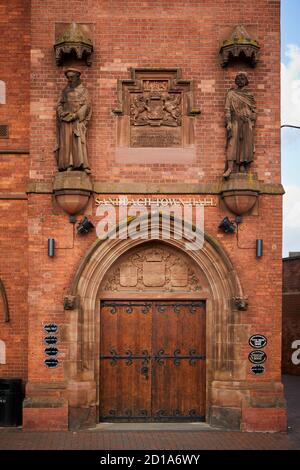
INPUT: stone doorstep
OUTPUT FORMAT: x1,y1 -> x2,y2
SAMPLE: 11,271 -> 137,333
85,422 -> 218,432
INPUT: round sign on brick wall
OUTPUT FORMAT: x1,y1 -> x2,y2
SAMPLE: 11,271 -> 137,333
248,350 -> 267,364
44,335 -> 58,345
44,347 -> 58,357
44,358 -> 59,368
249,334 -> 267,349
251,365 -> 265,375
44,323 -> 58,334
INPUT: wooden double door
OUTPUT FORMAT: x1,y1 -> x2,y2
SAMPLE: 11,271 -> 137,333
99,300 -> 206,422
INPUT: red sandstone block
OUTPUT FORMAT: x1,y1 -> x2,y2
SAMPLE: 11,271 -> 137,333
241,407 -> 287,432
22,407 -> 68,431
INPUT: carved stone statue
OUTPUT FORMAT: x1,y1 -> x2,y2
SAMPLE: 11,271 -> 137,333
55,68 -> 92,174
223,72 -> 256,178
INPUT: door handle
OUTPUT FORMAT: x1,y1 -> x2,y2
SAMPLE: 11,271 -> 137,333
141,366 -> 149,379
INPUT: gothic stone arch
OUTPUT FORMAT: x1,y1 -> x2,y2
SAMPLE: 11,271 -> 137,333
65,217 -> 246,429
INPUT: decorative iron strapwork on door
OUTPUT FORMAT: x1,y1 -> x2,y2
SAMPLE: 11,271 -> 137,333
100,300 -> 206,422
100,349 -> 206,367
102,301 -> 205,314
100,348 -> 206,420
156,302 -> 205,314
102,302 -> 152,314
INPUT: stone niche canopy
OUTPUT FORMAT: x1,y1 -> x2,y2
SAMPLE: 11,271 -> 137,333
220,25 -> 260,67
113,68 -> 200,163
54,22 -> 93,66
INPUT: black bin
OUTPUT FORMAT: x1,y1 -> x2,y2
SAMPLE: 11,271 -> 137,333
0,379 -> 23,426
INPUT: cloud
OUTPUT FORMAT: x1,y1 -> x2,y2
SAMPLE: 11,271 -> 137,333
284,185 -> 300,227
283,185 -> 300,256
281,44 -> 300,127
281,46 -> 300,256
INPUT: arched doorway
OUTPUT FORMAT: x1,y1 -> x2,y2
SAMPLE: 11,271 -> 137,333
65,216 -> 246,429
98,242 -> 207,422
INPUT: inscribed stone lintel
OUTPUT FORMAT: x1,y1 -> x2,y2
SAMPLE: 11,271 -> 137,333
26,181 -> 285,196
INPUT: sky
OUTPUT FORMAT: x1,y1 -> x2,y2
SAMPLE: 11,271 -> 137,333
281,0 -> 300,256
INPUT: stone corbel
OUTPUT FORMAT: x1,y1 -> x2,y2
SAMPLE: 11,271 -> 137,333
233,296 -> 248,311
63,294 -> 78,310
0,277 -> 9,322
220,173 -> 260,216
53,171 -> 93,217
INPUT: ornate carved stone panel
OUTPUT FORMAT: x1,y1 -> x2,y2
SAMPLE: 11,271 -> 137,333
170,262 -> 188,287
113,69 -> 200,150
120,263 -> 138,287
143,260 -> 166,287
130,85 -> 182,147
101,244 -> 207,293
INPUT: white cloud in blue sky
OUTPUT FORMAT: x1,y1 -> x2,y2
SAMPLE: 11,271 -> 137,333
281,1 -> 300,256
282,44 -> 300,127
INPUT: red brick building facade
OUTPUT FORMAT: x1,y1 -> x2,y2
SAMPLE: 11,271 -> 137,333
282,256 -> 300,375
0,0 -> 286,432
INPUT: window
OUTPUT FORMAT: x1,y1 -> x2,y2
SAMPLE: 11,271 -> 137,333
0,81 -> 6,104
0,340 -> 6,365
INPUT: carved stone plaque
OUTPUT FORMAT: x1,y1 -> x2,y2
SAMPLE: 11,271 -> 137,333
170,263 -> 188,287
143,261 -> 166,287
113,69 -> 200,151
120,263 -> 138,287
131,127 -> 182,148
101,245 -> 206,293
130,84 -> 182,147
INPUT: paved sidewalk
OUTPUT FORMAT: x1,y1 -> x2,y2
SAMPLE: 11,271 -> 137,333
0,375 -> 298,451
0,428 -> 295,450
283,374 -> 300,449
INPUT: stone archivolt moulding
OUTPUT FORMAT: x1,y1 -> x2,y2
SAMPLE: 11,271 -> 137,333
219,25 -> 260,68
59,219 -> 248,430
